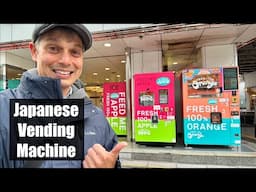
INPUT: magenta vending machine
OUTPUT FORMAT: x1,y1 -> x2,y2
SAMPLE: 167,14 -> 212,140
103,82 -> 127,136
133,72 -> 176,144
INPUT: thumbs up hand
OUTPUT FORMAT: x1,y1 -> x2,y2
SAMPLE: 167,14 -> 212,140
82,141 -> 128,168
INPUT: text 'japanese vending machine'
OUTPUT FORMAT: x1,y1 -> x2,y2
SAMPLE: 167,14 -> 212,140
133,72 -> 176,144
103,82 -> 127,136
182,67 -> 241,146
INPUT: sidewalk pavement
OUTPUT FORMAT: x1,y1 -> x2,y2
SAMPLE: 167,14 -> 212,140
119,139 -> 256,168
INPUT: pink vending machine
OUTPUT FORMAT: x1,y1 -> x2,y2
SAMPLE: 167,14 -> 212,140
133,72 -> 176,144
182,67 -> 241,146
103,82 -> 127,136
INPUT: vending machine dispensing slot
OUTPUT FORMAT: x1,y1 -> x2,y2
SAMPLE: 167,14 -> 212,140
210,112 -> 222,124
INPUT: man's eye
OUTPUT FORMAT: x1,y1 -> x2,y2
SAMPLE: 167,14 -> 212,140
72,50 -> 82,57
48,46 -> 58,53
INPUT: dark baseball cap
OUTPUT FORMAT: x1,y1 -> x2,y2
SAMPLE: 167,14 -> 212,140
32,24 -> 92,52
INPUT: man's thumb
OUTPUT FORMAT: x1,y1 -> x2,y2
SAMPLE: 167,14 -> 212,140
111,141 -> 128,155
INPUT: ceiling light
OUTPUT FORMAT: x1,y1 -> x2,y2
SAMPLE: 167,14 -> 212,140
104,43 -> 111,47
173,62 -> 178,65
93,72 -> 98,75
121,60 -> 126,63
105,67 -> 110,71
105,78 -> 109,81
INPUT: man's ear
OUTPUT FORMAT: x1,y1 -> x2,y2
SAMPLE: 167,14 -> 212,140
29,42 -> 37,62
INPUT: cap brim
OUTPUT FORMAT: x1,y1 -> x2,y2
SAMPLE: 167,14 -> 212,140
33,24 -> 92,51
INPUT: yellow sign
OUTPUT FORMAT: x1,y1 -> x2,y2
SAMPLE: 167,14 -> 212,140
232,97 -> 237,103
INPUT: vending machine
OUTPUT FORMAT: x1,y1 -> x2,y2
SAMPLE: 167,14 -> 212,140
133,72 -> 176,144
103,82 -> 127,136
182,67 -> 241,146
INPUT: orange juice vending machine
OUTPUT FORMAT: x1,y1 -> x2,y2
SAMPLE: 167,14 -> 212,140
182,67 -> 241,146
133,72 -> 176,144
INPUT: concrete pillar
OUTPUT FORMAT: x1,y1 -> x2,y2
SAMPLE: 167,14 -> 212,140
201,44 -> 238,67
131,50 -> 162,74
125,47 -> 132,142
0,52 -> 7,90
129,50 -> 162,141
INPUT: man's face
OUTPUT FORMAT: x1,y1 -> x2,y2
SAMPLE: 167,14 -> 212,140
30,29 -> 84,96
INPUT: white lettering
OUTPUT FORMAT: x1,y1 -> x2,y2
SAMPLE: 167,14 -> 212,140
13,102 -> 79,118
17,143 -> 76,158
186,105 -> 218,113
187,123 -> 227,131
17,123 -> 75,139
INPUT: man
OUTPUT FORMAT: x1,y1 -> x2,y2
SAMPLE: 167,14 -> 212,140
0,24 -> 127,168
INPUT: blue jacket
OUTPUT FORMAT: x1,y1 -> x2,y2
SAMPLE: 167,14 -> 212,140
0,69 -> 120,168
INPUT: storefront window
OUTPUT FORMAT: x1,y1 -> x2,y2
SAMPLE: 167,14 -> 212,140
0,64 -> 25,91
246,87 -> 256,111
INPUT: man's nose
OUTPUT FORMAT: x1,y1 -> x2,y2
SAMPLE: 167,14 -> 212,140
59,52 -> 72,65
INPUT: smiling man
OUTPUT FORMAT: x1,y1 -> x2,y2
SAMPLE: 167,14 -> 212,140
30,24 -> 89,97
0,24 -> 127,168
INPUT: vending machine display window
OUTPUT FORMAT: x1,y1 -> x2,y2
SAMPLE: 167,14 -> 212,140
187,74 -> 219,98
210,112 -> 222,124
139,90 -> 154,106
159,89 -> 168,104
223,67 -> 238,91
